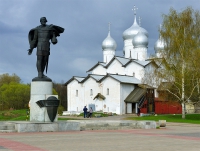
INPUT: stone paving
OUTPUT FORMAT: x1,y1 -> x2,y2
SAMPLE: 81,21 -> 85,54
0,115 -> 200,151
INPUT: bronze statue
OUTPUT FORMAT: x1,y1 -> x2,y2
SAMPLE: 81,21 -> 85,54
28,17 -> 64,81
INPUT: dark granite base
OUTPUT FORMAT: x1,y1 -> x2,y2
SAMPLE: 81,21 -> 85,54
32,76 -> 52,82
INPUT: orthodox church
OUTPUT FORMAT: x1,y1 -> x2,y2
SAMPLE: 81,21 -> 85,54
65,8 -> 164,115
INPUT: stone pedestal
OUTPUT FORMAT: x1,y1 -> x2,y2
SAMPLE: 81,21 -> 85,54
30,81 -> 57,122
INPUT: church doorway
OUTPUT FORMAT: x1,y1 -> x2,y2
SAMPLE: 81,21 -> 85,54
126,103 -> 136,114
132,103 -> 136,113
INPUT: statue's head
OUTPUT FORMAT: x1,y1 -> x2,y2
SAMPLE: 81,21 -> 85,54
40,17 -> 47,25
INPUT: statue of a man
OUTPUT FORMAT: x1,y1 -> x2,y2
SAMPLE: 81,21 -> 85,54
28,17 -> 64,81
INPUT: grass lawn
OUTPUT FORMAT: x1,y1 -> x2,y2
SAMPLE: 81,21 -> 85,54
0,109 -> 81,121
1,109 -> 200,124
0,109 -> 28,121
58,118 -> 81,120
126,114 -> 200,124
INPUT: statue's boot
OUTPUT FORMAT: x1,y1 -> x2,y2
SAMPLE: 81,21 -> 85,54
42,74 -> 47,78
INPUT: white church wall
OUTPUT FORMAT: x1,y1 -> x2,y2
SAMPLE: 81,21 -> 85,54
103,50 -> 115,63
107,59 -> 124,75
67,80 -> 84,112
120,83 -> 135,114
125,62 -> 145,80
94,98 -> 104,111
124,39 -> 134,58
83,78 -> 100,109
145,63 -> 156,72
143,63 -> 160,89
92,65 -> 107,75
134,47 -> 147,61
101,77 -> 121,114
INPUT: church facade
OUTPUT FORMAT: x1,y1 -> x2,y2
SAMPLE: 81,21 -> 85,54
65,9 -> 164,115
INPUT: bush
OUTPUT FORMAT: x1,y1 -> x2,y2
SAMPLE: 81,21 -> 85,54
58,105 -> 64,115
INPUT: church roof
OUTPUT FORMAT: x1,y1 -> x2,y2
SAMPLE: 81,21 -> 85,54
90,75 -> 105,81
87,62 -> 106,72
110,56 -> 151,67
87,56 -> 153,73
75,77 -> 85,82
93,93 -> 106,100
124,87 -> 146,103
147,58 -> 167,68
100,74 -> 141,84
133,60 -> 151,67
64,76 -> 85,85
65,73 -> 141,86
115,56 -> 130,65
81,74 -> 105,83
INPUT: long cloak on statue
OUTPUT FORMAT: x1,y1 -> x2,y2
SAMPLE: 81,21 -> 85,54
28,24 -> 64,50
28,24 -> 64,73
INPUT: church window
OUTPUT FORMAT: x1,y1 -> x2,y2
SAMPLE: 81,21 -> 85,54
76,90 -> 78,96
90,89 -> 93,96
107,88 -> 109,95
133,72 -> 135,77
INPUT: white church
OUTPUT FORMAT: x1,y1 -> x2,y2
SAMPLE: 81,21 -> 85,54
65,8 -> 164,115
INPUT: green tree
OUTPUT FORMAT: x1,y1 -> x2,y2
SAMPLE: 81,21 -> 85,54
158,7 -> 200,118
0,73 -> 21,87
53,82 -> 67,110
0,82 -> 30,110
0,73 -> 22,110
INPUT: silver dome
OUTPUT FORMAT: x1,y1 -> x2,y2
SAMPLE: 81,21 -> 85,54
102,32 -> 117,50
123,17 -> 148,40
139,27 -> 148,37
132,31 -> 148,48
154,37 -> 165,53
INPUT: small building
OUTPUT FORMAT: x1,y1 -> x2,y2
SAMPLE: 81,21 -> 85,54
140,98 -> 182,114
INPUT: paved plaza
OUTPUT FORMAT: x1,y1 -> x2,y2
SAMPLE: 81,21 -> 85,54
0,116 -> 200,151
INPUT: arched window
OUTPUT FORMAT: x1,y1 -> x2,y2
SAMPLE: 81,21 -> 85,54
133,72 -> 135,77
107,88 -> 109,95
90,89 -> 93,96
76,90 -> 78,96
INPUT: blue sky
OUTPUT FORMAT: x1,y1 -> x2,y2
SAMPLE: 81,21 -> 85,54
0,0 -> 199,83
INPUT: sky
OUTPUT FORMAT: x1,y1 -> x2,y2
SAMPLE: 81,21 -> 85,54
0,0 -> 199,84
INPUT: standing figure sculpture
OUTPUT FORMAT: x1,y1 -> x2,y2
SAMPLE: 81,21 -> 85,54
28,17 -> 64,81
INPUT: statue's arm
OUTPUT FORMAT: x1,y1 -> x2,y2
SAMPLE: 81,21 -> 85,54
51,31 -> 57,44
28,29 -> 38,55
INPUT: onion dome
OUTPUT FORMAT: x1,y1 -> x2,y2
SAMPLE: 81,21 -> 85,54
123,17 -> 141,40
102,31 -> 117,50
123,15 -> 148,40
132,31 -> 148,48
139,27 -> 148,37
154,25 -> 165,53
154,37 -> 165,53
